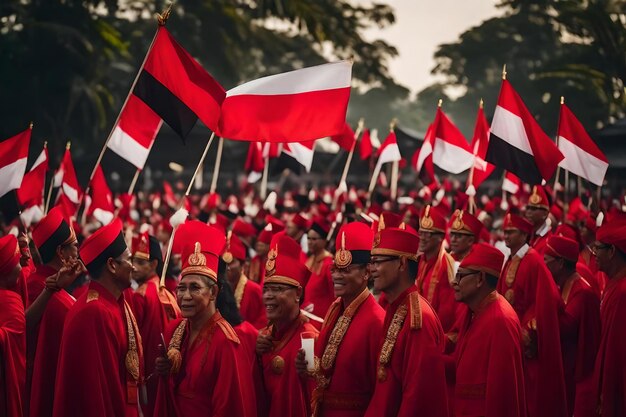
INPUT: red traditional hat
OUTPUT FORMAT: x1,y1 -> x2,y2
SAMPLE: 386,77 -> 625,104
32,206 -> 77,263
309,216 -> 331,239
449,209 -> 483,236
232,218 -> 257,238
290,213 -> 310,230
258,226 -> 275,245
264,234 -> 311,288
550,203 -> 563,221
597,212 -> 626,253
79,219 -> 127,274
334,222 -> 374,267
371,218 -> 419,261
545,235 -> 579,262
555,223 -> 582,249
180,223 -> 226,282
264,215 -> 285,233
460,242 -> 505,277
222,231 -> 247,263
132,232 -> 151,260
419,205 -> 447,234
0,235 -> 20,277
527,185 -> 550,210
503,213 -> 533,235
379,211 -> 404,228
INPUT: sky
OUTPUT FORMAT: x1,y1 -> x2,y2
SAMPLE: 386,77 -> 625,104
363,0 -> 501,94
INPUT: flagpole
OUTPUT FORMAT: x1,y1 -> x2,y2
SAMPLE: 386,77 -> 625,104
210,137 -> 224,194
260,154 -> 269,200
77,4 -> 172,217
127,169 -> 141,195
552,96 -> 565,202
331,118 -> 364,210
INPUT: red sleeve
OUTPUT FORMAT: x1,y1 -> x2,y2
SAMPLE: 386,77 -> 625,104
0,291 -> 26,417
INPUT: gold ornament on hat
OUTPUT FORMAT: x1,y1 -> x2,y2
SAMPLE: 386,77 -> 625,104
188,242 -> 206,267
420,205 -> 434,229
335,232 -> 352,268
265,245 -> 278,276
222,231 -> 234,263
529,186 -> 541,205
452,210 -> 465,231
373,214 -> 386,248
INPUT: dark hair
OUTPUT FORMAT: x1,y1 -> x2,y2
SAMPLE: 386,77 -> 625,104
216,259 -> 241,326
407,259 -> 419,281
563,259 -> 577,271
485,273 -> 499,289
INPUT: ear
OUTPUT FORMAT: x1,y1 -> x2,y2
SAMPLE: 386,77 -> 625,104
208,284 -> 219,301
398,256 -> 408,272
476,271 -> 486,288
295,286 -> 303,301
362,265 -> 371,282
149,259 -> 158,270
106,257 -> 117,274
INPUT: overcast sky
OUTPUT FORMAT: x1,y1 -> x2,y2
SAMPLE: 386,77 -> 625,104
362,0 -> 501,94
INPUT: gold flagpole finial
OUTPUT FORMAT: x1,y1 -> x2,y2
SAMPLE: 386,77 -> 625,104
502,64 -> 507,80
560,96 -> 565,105
29,121 -> 34,129
479,98 -> 484,109
157,1 -> 174,26
66,141 -> 71,150
437,98 -> 443,108
389,118 -> 398,131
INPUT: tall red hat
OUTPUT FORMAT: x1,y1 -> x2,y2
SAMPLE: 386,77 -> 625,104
527,185 -> 550,210
264,215 -> 285,233
379,211 -> 404,228
334,222 -> 374,267
545,235 -> 579,262
222,231 -> 247,263
257,226 -> 275,245
180,223 -> 226,283
419,205 -> 447,234
449,209 -> 483,236
309,216 -> 331,239
0,235 -> 20,276
597,212 -> 626,253
371,219 -> 419,261
290,213 -> 310,230
32,206 -> 77,263
232,218 -> 257,238
79,219 -> 127,275
265,234 -> 311,288
503,213 -> 533,235
460,242 -> 505,277
132,232 -> 151,260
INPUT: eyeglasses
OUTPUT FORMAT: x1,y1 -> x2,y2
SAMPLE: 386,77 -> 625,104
262,285 -> 294,294
369,257 -> 399,268
590,243 -> 612,256
176,284 -> 211,296
454,270 -> 479,283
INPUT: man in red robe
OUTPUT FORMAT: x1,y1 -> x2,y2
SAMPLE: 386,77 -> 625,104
497,213 -> 567,417
365,223 -> 449,417
153,221 -> 256,417
223,231 -> 266,328
452,242 -> 526,417
416,205 -> 457,333
591,213 -> 626,416
544,235 -> 600,416
296,222 -> 385,417
525,186 -> 553,255
53,219 -> 144,417
449,209 -> 483,262
304,217 -> 335,324
249,227 -> 273,284
124,232 -> 180,417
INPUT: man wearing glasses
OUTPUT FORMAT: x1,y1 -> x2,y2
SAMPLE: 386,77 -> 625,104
452,242 -> 526,417
591,212 -> 626,416
365,222 -> 448,417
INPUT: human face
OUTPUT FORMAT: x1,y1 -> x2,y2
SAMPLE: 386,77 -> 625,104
307,231 -> 326,254
543,254 -> 562,277
255,241 -> 269,257
369,255 -> 401,293
286,222 -> 300,240
525,206 -> 548,227
331,263 -> 369,299
225,258 -> 242,284
592,241 -> 614,274
176,275 -> 216,319
262,283 -> 301,323
450,233 -> 474,257
112,249 -> 135,289
132,257 -> 153,282
452,268 -> 480,302
418,231 -> 443,255
503,229 -> 527,250
59,241 -> 79,262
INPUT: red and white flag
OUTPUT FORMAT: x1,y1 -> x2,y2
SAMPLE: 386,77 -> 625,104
431,107 -> 474,174
219,61 -> 352,142
468,104 -> 495,189
244,142 -> 265,183
411,124 -> 437,185
486,79 -> 564,184
282,141 -> 316,173
86,165 -> 115,225
0,126 -> 31,199
107,95 -> 162,169
502,171 -> 522,195
557,102 -> 608,186
17,142 -> 48,206
54,146 -> 82,209
374,131 -> 402,173
330,122 -> 356,151
359,129 -> 373,160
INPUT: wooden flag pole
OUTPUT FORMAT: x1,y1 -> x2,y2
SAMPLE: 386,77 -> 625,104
389,118 -> 399,202
209,136 -> 224,194
552,96 -> 565,201
260,154 -> 270,200
127,169 -> 141,195
331,118 -> 364,210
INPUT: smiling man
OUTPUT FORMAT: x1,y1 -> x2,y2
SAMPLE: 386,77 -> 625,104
449,209 -> 483,262
524,186 -> 553,255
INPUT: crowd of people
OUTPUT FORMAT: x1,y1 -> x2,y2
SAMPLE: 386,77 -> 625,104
0,179 -> 625,417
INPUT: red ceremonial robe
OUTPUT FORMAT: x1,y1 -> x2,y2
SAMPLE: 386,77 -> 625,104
416,247 -> 459,333
579,248 -> 607,298
364,285 -> 449,417
154,313 -> 256,417
236,276 -> 266,329
558,274 -> 600,417
53,281 -> 143,417
248,255 -> 266,285
0,289 -> 26,417
25,264 -> 56,308
313,290 -> 385,417
234,320 -> 259,371
257,314 -> 318,417
304,252 -> 335,324
29,289 -> 75,417
530,222 -> 552,255
454,292 -> 526,417
125,276 -> 180,417
497,244 -> 567,417
592,274 -> 626,417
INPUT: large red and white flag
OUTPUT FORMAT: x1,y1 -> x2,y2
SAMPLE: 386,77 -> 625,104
468,104 -> 495,188
359,128 -> 373,160
411,124 -> 437,185
17,142 -> 48,206
0,127 -> 31,199
557,102 -> 608,186
374,131 -> 402,173
219,61 -> 352,142
431,107 -> 474,174
86,166 -> 115,225
107,95 -> 162,169
330,122 -> 356,151
486,79 -> 563,184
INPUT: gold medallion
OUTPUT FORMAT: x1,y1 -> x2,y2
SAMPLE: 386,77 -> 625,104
334,248 -> 352,268
420,216 -> 434,230
271,355 -> 285,374
529,186 -> 541,205
222,251 -> 233,264
377,366 -> 387,382
452,218 -> 464,231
